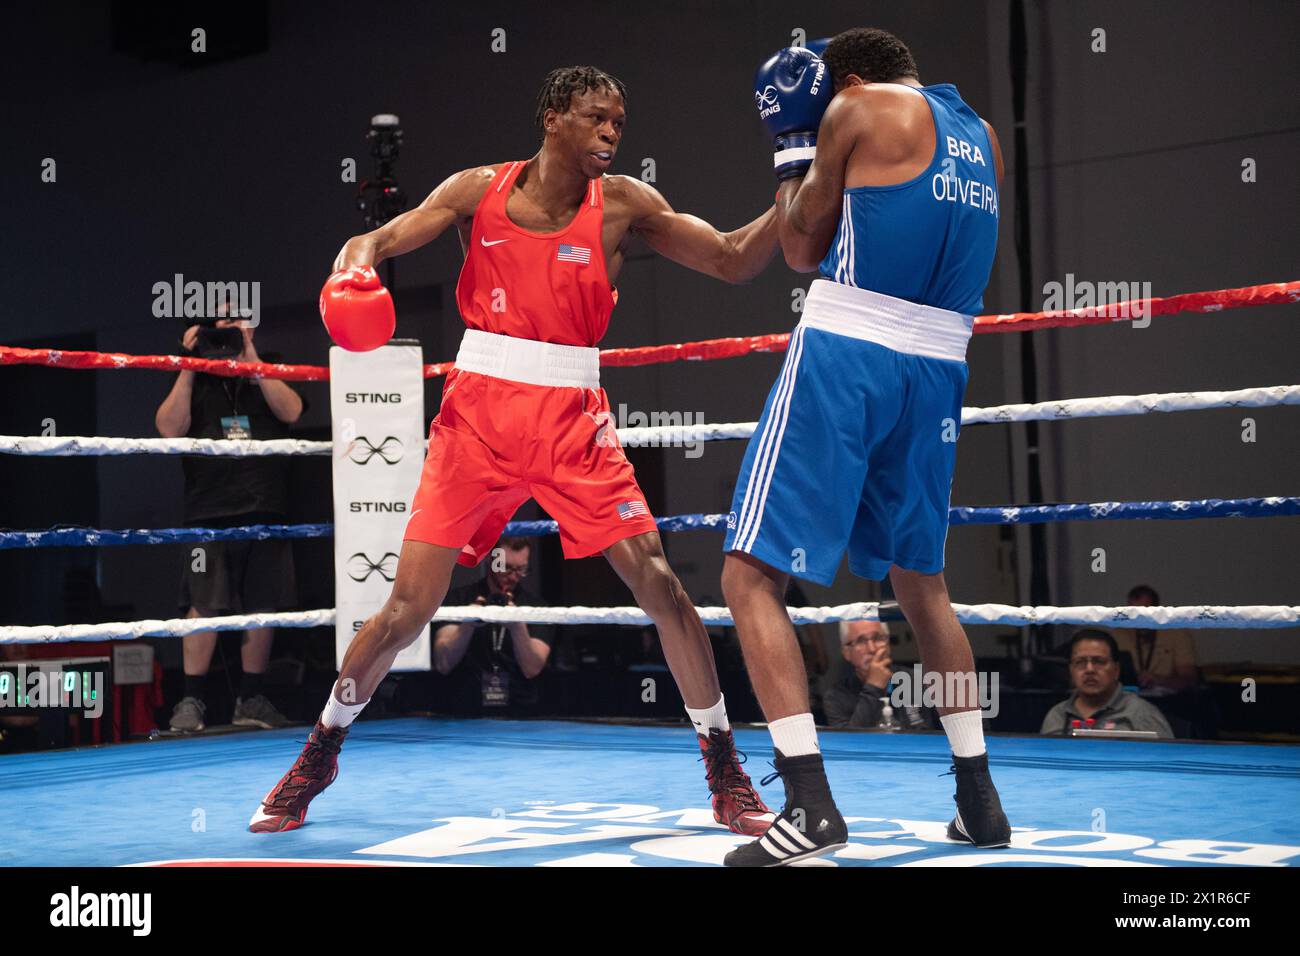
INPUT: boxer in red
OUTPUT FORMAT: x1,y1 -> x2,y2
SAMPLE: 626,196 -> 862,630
250,66 -> 779,835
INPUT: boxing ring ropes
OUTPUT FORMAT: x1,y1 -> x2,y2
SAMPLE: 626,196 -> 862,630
1,279 -> 1298,648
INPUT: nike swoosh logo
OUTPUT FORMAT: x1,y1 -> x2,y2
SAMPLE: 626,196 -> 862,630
480,237 -> 511,247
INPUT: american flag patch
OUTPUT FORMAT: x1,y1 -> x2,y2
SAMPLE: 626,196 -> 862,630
557,243 -> 591,264
617,500 -> 649,521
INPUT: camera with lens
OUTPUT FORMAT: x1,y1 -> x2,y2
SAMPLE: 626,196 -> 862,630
186,320 -> 244,359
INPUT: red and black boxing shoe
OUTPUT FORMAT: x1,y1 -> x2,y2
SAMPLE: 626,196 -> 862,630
697,728 -> 774,836
248,720 -> 349,833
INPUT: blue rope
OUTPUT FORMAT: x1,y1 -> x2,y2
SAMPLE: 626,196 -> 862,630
1,497 -> 1295,549
0,523 -> 331,549
948,497 -> 1300,525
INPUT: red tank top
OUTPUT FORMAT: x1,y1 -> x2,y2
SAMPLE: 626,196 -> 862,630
455,160 -> 616,347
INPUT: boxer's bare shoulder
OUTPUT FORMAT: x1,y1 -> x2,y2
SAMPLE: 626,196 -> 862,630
601,174 -> 670,233
432,164 -> 509,224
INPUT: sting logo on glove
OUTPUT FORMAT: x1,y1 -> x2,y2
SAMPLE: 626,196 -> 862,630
753,47 -> 833,180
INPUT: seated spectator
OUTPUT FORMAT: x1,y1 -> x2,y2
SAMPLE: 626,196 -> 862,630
1113,584 -> 1199,692
433,537 -> 553,713
1041,629 -> 1173,738
822,621 -> 931,729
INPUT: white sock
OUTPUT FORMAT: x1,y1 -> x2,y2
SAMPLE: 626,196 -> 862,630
940,710 -> 986,758
768,713 -> 820,757
685,695 -> 730,737
320,680 -> 369,729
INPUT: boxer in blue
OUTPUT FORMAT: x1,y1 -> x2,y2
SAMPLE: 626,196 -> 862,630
722,28 -> 1012,866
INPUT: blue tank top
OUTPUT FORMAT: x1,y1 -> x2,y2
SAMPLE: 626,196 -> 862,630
818,84 -> 998,315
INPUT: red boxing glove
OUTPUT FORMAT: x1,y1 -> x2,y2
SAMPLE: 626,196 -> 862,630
319,265 -> 395,352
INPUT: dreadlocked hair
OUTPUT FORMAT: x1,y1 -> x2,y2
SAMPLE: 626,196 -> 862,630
534,65 -> 628,135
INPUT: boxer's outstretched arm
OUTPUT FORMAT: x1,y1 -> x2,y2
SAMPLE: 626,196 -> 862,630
777,95 -> 855,271
625,179 -> 779,284
332,166 -> 496,271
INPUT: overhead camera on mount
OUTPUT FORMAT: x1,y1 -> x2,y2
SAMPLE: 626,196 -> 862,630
356,113 -> 407,231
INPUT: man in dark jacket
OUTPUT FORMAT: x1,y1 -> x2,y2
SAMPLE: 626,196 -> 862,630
823,620 -> 931,729
433,537 -> 553,714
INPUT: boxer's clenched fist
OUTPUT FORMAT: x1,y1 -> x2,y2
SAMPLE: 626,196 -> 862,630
753,47 -> 832,180
318,265 -> 395,352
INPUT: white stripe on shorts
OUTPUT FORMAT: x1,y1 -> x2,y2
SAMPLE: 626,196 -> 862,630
733,327 -> 800,549
734,325 -> 807,553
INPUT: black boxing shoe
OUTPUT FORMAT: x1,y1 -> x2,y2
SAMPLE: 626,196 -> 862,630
723,752 -> 848,867
945,752 -> 1012,848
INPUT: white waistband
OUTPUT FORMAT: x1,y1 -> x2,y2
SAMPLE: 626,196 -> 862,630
454,328 -> 601,389
799,279 -> 972,362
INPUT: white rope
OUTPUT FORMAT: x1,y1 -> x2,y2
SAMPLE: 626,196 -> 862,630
618,422 -> 757,445
0,436 -> 331,457
959,383 -> 1300,426
3,384 -> 1294,455
437,603 -> 1300,629
3,603 -> 1296,644
620,384 -> 1300,443
0,610 -> 336,643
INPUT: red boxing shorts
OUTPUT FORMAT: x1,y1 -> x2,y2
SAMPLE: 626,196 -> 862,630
403,331 -> 657,566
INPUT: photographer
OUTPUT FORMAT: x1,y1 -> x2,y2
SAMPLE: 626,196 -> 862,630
155,310 -> 306,732
433,537 -> 553,714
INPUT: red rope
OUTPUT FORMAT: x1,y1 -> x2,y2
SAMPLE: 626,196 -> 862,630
3,280 -> 1295,380
0,348 -> 327,381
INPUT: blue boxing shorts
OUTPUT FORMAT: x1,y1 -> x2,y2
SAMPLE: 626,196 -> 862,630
723,280 -> 972,585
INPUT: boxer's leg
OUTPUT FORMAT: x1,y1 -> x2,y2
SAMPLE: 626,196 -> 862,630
249,539 -> 462,833
891,564 -> 1009,847
333,540 -> 462,711
604,531 -> 774,835
879,353 -> 1008,848
721,328 -> 878,865
603,530 -> 719,709
889,567 -> 978,720
542,386 -> 723,711
720,550 -> 807,721
323,370 -> 514,720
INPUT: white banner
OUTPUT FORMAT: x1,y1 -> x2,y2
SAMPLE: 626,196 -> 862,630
330,342 -> 430,671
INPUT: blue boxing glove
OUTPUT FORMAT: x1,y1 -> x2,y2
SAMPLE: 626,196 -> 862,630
753,46 -> 832,180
